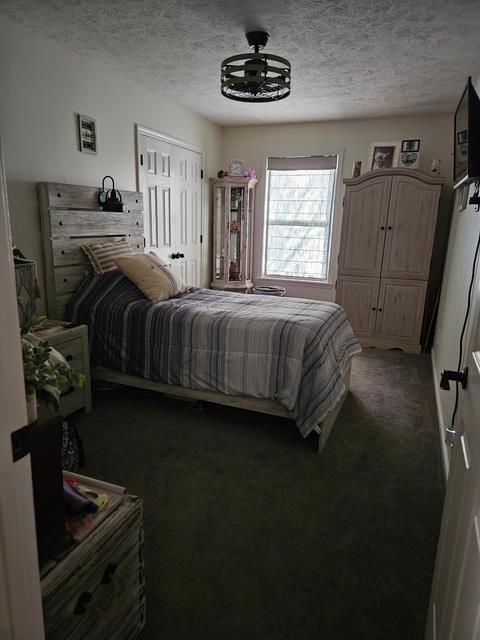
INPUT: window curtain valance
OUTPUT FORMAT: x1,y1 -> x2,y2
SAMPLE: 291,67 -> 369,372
267,155 -> 338,171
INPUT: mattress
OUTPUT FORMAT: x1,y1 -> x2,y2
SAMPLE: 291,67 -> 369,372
68,271 -> 361,437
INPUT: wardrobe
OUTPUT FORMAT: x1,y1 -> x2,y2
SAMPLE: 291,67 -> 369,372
336,168 -> 445,353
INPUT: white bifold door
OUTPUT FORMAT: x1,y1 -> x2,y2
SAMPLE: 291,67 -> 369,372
137,128 -> 203,286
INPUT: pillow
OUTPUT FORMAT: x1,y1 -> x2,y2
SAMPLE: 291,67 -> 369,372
114,252 -> 188,302
81,237 -> 135,274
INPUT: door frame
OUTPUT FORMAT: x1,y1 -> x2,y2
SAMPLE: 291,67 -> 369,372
135,125 -> 205,284
0,137 -> 45,638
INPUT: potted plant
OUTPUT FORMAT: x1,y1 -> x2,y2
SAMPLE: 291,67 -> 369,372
21,318 -> 84,423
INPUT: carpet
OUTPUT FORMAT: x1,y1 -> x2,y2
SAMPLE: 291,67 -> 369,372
76,349 -> 445,640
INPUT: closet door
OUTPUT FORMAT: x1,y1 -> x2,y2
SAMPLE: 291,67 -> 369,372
375,278 -> 427,348
338,176 -> 391,277
171,145 -> 202,286
336,276 -> 380,340
138,132 -> 202,286
139,135 -> 173,264
381,176 -> 441,280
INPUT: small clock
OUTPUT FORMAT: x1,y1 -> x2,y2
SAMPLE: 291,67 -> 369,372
229,159 -> 244,176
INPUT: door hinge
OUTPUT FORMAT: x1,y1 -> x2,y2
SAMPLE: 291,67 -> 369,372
140,154 -> 144,166
11,424 -> 32,462
143,237 -> 146,248
201,169 -> 204,179
200,234 -> 203,244
335,279 -> 337,290
342,196 -> 345,207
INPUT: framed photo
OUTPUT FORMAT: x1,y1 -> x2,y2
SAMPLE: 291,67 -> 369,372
229,159 -> 244,176
368,142 -> 400,170
401,138 -> 421,153
399,151 -> 420,169
77,114 -> 97,154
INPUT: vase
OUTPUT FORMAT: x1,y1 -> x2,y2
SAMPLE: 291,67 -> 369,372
26,391 -> 37,424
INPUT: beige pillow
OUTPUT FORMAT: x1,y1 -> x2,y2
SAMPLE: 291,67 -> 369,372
81,237 -> 135,274
114,253 -> 188,302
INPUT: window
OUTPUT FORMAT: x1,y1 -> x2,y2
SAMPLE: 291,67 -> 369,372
263,155 -> 338,281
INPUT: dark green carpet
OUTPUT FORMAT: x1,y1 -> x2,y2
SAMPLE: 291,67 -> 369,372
75,349 -> 445,640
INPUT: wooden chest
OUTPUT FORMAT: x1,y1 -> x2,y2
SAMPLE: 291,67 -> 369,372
41,496 -> 145,639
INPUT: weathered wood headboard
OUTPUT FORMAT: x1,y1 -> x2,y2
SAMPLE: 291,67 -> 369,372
38,182 -> 144,319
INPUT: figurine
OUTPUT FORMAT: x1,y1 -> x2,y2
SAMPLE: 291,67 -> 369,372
229,260 -> 240,281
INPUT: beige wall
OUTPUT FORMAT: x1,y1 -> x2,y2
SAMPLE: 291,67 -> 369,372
432,75 -> 480,476
222,115 -> 453,300
0,17 -> 222,310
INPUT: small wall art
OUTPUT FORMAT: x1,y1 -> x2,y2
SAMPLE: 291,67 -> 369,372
77,114 -> 97,154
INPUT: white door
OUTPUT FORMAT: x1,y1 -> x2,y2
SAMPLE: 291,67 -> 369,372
426,320 -> 480,638
137,128 -> 203,286
0,139 -> 45,638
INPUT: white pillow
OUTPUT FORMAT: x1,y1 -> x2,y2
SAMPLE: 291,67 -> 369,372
114,252 -> 188,302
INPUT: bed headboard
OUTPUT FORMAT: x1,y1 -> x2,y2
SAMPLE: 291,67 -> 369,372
38,182 -> 144,319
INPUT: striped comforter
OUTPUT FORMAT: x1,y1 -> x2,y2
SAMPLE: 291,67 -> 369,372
68,271 -> 361,437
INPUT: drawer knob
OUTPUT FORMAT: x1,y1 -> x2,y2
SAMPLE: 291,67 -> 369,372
66,354 -> 73,362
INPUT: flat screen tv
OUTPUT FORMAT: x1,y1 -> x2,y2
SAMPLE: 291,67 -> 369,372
454,76 -> 480,189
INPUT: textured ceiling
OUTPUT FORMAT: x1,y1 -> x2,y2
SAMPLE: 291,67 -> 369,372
1,0 -> 480,126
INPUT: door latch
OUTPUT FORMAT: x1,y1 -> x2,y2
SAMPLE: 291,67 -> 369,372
440,367 -> 468,391
445,425 -> 459,447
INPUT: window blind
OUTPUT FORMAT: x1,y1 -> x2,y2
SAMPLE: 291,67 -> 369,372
263,155 -> 338,281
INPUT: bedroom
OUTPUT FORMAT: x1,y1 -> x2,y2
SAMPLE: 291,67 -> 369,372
0,1 -> 479,639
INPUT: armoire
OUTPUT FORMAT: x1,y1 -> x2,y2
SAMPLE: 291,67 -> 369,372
336,168 -> 445,353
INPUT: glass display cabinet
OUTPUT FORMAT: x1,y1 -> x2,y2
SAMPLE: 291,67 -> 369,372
210,177 -> 257,292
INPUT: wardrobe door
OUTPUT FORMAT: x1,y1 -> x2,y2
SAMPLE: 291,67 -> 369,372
381,176 -> 441,280
375,278 -> 427,348
338,176 -> 391,277
336,276 -> 380,340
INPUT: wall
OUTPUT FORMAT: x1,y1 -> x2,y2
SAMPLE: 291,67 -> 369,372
0,17 -> 222,310
222,115 -> 453,301
431,76 -> 480,476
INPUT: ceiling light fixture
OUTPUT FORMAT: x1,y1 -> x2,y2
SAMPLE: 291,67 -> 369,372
221,31 -> 291,103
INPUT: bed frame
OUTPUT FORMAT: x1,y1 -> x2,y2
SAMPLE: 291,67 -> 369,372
39,181 -> 351,453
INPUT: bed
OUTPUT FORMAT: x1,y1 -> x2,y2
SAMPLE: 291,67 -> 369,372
39,181 -> 361,452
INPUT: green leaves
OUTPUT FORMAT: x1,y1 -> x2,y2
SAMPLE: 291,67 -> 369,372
21,336 -> 85,408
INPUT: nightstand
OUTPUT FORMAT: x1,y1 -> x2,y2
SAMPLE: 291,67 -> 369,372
35,323 -> 92,416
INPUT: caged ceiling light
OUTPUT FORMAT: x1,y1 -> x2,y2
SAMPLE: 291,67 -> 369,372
221,31 -> 291,103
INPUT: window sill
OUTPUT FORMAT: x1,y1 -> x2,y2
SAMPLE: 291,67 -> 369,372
255,276 -> 334,289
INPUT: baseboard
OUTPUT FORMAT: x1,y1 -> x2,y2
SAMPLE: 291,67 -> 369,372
431,348 -> 450,480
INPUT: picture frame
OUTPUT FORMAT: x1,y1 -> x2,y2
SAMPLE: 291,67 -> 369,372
229,159 -> 244,176
401,138 -> 421,153
455,184 -> 467,211
76,114 -> 97,154
399,151 -> 420,169
368,142 -> 400,171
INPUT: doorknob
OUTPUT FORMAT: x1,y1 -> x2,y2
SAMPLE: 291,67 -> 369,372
171,252 -> 185,259
445,425 -> 459,448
